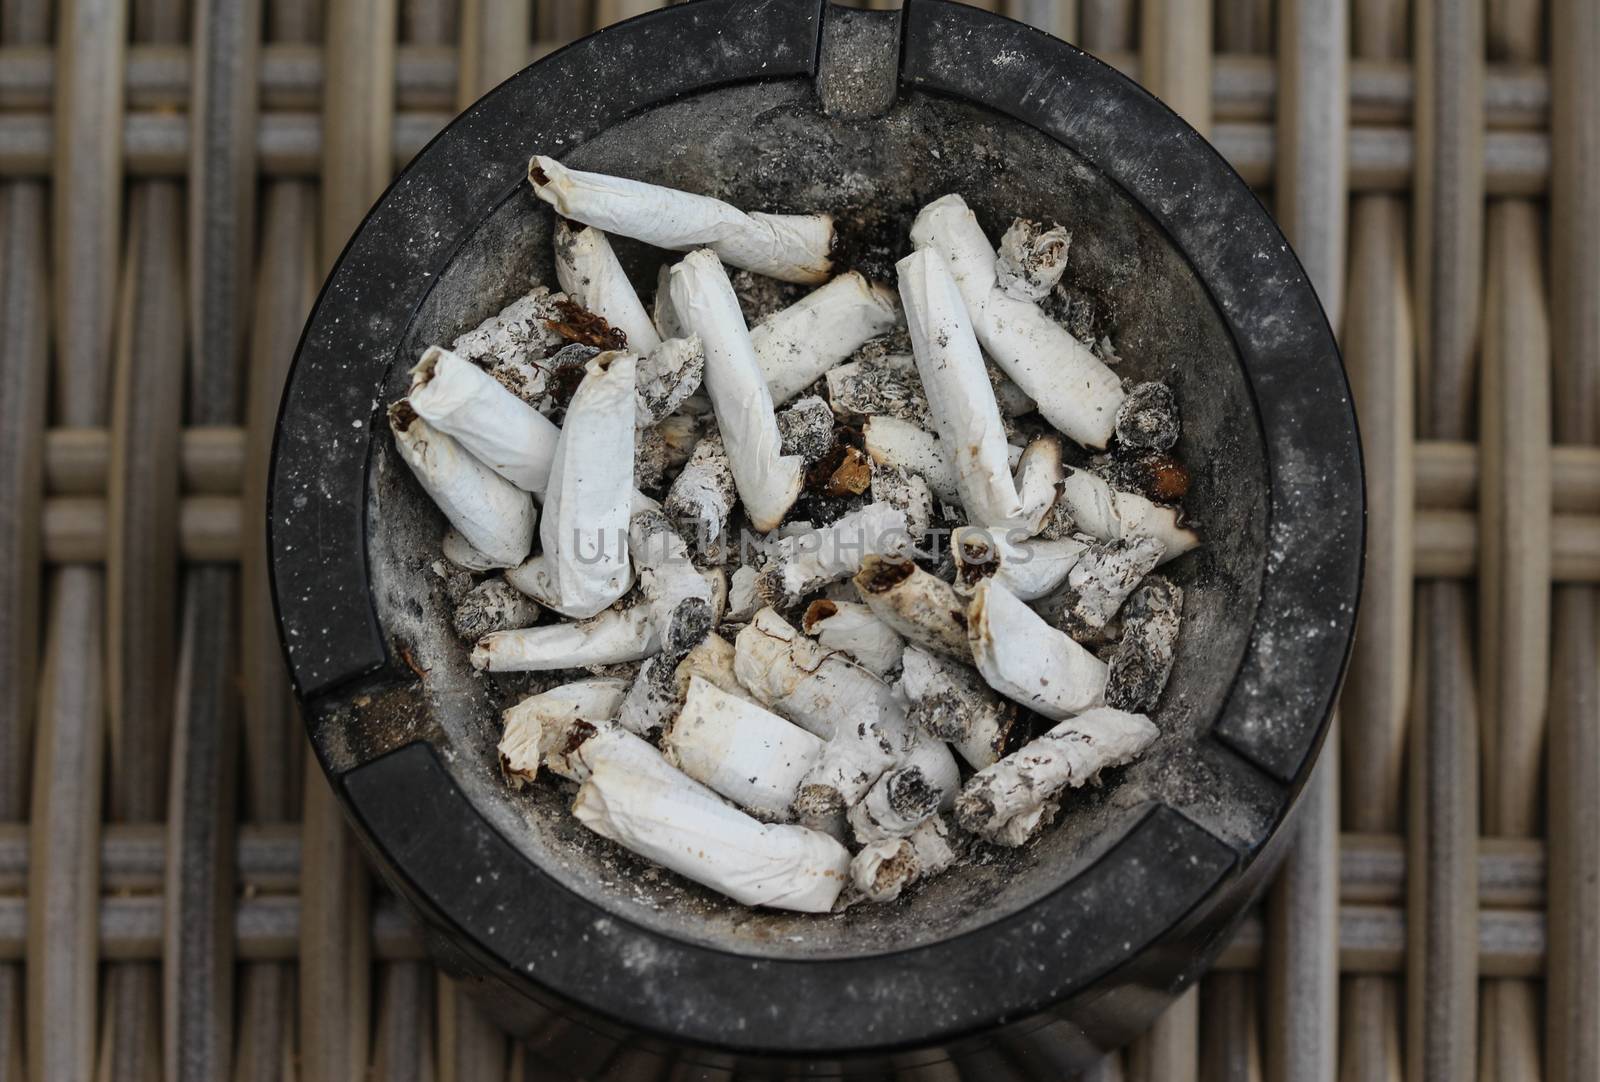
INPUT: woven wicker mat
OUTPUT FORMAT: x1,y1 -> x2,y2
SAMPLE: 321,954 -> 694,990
2,0 -> 1597,1079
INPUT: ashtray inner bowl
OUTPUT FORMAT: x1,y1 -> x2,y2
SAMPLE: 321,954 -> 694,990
365,79 -> 1270,961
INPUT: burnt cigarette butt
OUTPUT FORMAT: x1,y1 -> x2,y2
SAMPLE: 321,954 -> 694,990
966,578 -> 1107,720
899,645 -> 1019,770
854,554 -> 971,661
452,578 -> 542,642
1106,575 -> 1184,713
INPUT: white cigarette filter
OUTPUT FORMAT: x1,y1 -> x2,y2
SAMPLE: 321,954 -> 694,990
995,218 -> 1071,302
529,156 -> 833,285
955,706 -> 1158,846
1013,436 -> 1066,536
388,401 -> 536,568
751,272 -> 901,404
899,645 -> 1018,770
471,601 -> 659,672
853,555 -> 971,661
553,221 -> 662,354
1106,575 -> 1184,713
910,194 -> 1125,449
408,346 -> 562,495
664,433 -> 737,556
668,249 -> 804,532
452,578 -> 542,642
848,765 -> 942,844
635,334 -> 705,426
441,527 -> 501,572
567,723 -> 853,912
762,502 -> 913,601
802,599 -> 906,676
966,578 -> 1108,720
497,679 -> 629,785
950,526 -> 1087,602
506,352 -> 637,618
896,247 -> 1025,528
1036,534 -> 1167,637
848,816 -> 958,903
1054,465 -> 1199,564
663,676 -> 825,821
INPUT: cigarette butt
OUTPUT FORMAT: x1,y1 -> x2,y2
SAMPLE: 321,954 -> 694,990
1106,576 -> 1184,713
669,249 -> 804,532
869,463 -> 934,542
899,645 -> 1019,770
950,526 -> 1088,602
554,221 -> 662,354
619,629 -> 742,737
507,352 -> 638,619
452,578 -> 542,642
802,599 -> 907,676
1013,436 -> 1066,536
570,730 -> 852,912
1034,534 -> 1166,639
848,815 -> 958,902
441,527 -> 501,572
529,155 -> 833,285
848,765 -> 942,844
956,706 -> 1157,845
853,555 -> 971,662
826,353 -> 927,425
388,400 -> 535,568
776,395 -> 837,465
627,503 -> 715,644
910,194 -> 1124,449
635,334 -> 705,426
966,578 -> 1108,720
751,272 -> 901,405
664,433 -> 737,558
1056,466 -> 1199,564
995,218 -> 1071,302
471,602 -> 659,672
896,247 -> 1025,529
408,346 -> 562,495
764,502 -> 912,602
497,678 -> 629,785
450,285 -> 568,389
1114,381 -> 1181,452
663,676 -> 826,821
862,416 -> 1025,507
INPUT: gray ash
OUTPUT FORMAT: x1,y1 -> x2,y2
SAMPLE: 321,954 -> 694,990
1114,381 -> 1180,451
452,578 -> 542,642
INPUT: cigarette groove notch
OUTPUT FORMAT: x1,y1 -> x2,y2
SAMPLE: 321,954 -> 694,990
528,155 -> 833,284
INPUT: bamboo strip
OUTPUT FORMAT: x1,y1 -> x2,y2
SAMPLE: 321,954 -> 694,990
107,181 -> 185,825
27,570 -> 106,1082
1128,986 -> 1199,1082
0,113 -> 1561,194
1547,0 -> 1600,1078
164,572 -> 239,1082
0,45 -> 1558,128
1007,0 -> 1077,39
1265,718 -> 1339,1082
456,0 -> 529,109
1275,0 -> 1347,322
1141,0 -> 1213,136
1215,0 -> 1271,53
372,962 -> 436,1082
1077,0 -> 1135,55
29,0 -> 123,1076
1408,583 -> 1479,1082
437,976 -> 507,1082
1198,972 -> 1261,1082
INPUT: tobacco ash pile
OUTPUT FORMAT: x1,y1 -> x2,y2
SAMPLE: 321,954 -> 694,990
389,155 -> 1201,914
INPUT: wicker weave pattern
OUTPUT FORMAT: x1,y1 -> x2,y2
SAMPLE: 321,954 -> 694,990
0,1 -> 1595,1079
